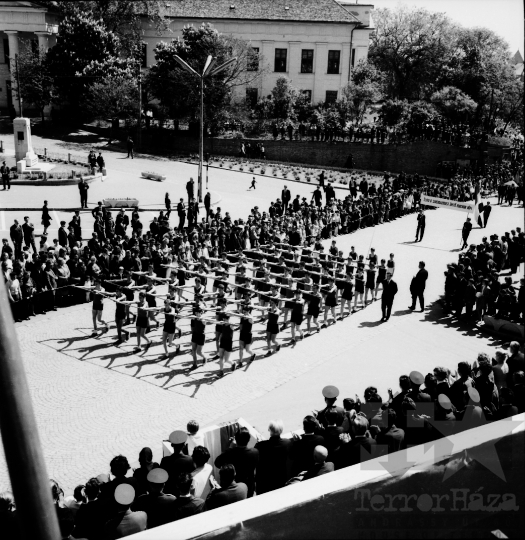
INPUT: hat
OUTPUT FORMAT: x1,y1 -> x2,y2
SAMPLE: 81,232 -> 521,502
147,468 -> 168,484
409,371 -> 424,385
437,394 -> 452,410
322,385 -> 339,399
96,473 -> 110,484
115,484 -> 135,505
169,430 -> 188,445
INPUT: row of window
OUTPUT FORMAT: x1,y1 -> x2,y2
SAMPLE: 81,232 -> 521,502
246,88 -> 337,106
249,47 -> 343,74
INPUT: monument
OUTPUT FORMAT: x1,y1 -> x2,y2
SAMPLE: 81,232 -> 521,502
14,117 -> 38,172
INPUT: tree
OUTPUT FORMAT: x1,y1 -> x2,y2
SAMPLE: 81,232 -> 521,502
12,43 -> 54,123
148,23 -> 264,131
46,8 -> 135,118
369,6 -> 457,100
39,1 -> 169,60
84,75 -> 138,124
431,86 -> 477,124
271,77 -> 299,119
339,61 -> 381,124
379,99 -> 409,126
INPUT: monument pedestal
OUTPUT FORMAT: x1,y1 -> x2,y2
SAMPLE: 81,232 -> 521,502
14,117 -> 39,170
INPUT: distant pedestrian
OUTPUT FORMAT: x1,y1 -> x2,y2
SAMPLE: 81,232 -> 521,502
22,216 -> 37,253
381,274 -> 398,322
96,152 -> 105,173
41,200 -> 51,235
1,161 -> 10,190
482,201 -> 492,228
409,261 -> 428,312
78,178 -> 89,209
177,199 -> 186,231
415,209 -> 425,242
461,217 -> 472,249
249,177 -> 257,190
204,191 -> 211,220
165,192 -> 171,219
186,178 -> 195,205
127,136 -> 134,159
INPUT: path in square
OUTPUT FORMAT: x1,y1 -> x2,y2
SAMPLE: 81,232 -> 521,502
0,130 -> 523,494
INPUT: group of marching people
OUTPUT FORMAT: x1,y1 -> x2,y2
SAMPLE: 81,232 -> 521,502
80,241 -> 396,378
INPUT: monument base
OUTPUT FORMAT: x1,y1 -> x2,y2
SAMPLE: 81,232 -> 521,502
25,151 -> 38,167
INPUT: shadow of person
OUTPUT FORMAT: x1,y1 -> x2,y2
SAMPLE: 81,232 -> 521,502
392,309 -> 412,317
358,319 -> 384,328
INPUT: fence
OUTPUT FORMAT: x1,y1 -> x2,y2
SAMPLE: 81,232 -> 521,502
33,147 -> 89,166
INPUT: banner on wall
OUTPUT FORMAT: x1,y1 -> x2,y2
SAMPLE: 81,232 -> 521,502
421,195 -> 474,213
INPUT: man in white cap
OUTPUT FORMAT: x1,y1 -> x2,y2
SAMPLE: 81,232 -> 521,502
132,468 -> 177,529
160,430 -> 195,496
104,484 -> 146,538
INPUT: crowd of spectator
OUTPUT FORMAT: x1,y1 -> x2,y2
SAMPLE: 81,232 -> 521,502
2,344 -> 523,539
444,226 -> 525,324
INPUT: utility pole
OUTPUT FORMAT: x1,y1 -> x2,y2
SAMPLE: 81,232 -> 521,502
137,65 -> 142,151
15,54 -> 23,117
199,77 -> 204,202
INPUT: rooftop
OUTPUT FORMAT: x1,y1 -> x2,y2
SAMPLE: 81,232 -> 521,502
160,0 -> 360,24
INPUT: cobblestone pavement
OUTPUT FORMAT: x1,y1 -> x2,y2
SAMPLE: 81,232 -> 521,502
0,132 -> 523,494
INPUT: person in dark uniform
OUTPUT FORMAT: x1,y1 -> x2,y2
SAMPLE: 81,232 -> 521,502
339,273 -> 354,319
127,136 -> 134,158
218,313 -> 237,377
114,286 -> 132,343
160,431 -> 195,496
41,200 -> 52,235
190,307 -> 208,369
89,277 -> 114,335
265,298 -> 282,356
161,298 -> 180,360
409,261 -> 428,311
78,178 -> 89,209
315,385 -> 345,428
461,217 -> 473,249
305,283 -> 322,333
321,277 -> 337,327
289,289 -> 305,343
482,201 -> 492,228
381,274 -> 398,322
281,185 -> 291,214
415,209 -> 425,242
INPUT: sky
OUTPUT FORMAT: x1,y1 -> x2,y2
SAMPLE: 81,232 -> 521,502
368,0 -> 524,56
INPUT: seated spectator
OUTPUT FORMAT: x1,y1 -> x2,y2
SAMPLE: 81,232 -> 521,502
73,477 -> 106,540
302,445 -> 334,480
160,431 -> 195,496
132,447 -> 159,497
173,473 -> 206,520
206,465 -> 248,510
334,416 -> 376,469
495,388 -> 519,420
100,455 -> 138,501
104,485 -> 146,538
375,409 -> 405,454
132,468 -> 177,529
254,419 -> 292,494
492,349 -> 509,390
191,446 -> 213,500
290,416 -> 325,477
186,420 -> 205,456
214,427 -> 259,498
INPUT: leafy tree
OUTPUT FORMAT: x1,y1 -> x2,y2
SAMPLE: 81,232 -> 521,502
406,101 -> 438,125
369,6 -> 457,100
339,61 -> 381,124
148,23 -> 264,131
46,8 -> 135,118
12,43 -> 54,123
84,75 -> 138,123
271,76 -> 299,119
379,99 -> 409,126
431,86 -> 477,124
39,0 -> 169,60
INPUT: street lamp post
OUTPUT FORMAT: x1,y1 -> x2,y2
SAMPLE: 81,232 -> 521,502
173,54 -> 237,203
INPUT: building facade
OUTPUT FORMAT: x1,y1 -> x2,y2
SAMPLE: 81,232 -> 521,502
0,1 -> 59,115
141,0 -> 374,105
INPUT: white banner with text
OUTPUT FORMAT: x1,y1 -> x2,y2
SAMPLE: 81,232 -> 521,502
421,195 -> 474,213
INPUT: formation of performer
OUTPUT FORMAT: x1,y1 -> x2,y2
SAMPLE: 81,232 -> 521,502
76,240 -> 395,378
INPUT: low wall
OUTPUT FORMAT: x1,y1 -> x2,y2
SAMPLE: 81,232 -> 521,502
140,134 -> 484,177
9,172 -> 102,186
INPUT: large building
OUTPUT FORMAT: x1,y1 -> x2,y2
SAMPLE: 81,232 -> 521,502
0,1 -> 59,114
141,0 -> 374,105
0,0 -> 373,115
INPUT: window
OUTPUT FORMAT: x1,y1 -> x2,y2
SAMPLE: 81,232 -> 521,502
247,47 -> 259,71
327,50 -> 340,74
141,42 -> 147,68
301,49 -> 313,73
302,89 -> 312,102
3,38 -> 9,65
351,48 -> 356,68
325,91 -> 338,104
246,88 -> 258,107
274,48 -> 287,72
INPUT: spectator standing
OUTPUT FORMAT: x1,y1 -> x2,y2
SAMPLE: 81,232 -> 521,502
290,416 -> 325,476
9,220 -> 23,259
127,136 -> 134,159
1,160 -> 10,190
159,431 -> 195,496
78,178 -> 89,209
186,178 -> 195,205
461,217 -> 473,249
104,485 -> 146,538
96,152 -> 105,173
254,420 -> 292,495
409,261 -> 428,311
415,209 -> 426,242
214,427 -> 259,498
172,473 -> 205,520
380,273 -> 398,322
41,200 -> 52,235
